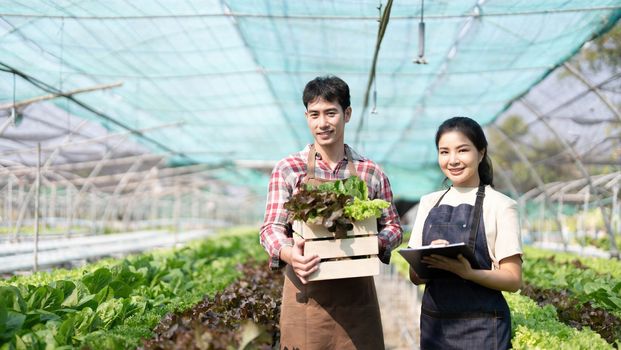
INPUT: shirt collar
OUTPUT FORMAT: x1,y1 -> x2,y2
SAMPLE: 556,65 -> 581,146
303,144 -> 366,162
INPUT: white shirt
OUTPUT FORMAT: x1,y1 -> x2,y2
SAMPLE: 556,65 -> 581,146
408,185 -> 522,269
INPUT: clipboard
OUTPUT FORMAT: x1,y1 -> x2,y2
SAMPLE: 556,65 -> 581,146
398,242 -> 477,279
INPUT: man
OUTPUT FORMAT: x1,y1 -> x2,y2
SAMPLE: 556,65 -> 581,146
260,75 -> 402,350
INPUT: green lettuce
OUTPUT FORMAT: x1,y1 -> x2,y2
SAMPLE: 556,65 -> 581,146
285,176 -> 390,237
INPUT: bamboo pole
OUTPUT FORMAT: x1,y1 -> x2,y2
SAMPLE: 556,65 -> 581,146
0,121 -> 183,157
33,143 -> 41,272
0,81 -> 123,111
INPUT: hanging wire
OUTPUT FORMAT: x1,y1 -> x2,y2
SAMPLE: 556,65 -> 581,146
10,72 -> 16,126
354,0 -> 393,146
414,0 -> 428,64
58,17 -> 71,136
371,1 -> 382,115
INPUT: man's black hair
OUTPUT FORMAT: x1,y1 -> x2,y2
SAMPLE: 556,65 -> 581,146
303,75 -> 351,111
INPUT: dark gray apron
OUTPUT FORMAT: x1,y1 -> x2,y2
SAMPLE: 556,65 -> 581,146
279,145 -> 384,350
420,185 -> 511,349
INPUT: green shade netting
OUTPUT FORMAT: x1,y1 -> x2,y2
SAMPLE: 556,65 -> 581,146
0,1 -> 619,200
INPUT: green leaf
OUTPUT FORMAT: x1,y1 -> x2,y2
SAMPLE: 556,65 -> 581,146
26,286 -> 63,312
0,308 -> 26,342
112,265 -> 145,289
75,308 -> 100,336
109,280 -> 132,299
96,299 -> 124,329
124,295 -> 148,318
344,197 -> 389,221
61,282 -> 96,310
55,314 -> 75,346
14,332 -> 44,350
93,286 -> 114,305
50,281 -> 76,301
81,268 -> 112,294
582,282 -> 603,295
0,286 -> 26,313
607,295 -> 621,309
23,309 -> 61,329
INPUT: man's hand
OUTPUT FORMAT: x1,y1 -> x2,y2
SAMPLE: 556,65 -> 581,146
281,239 -> 320,284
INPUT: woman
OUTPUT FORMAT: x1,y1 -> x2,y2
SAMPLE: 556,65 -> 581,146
408,116 -> 522,349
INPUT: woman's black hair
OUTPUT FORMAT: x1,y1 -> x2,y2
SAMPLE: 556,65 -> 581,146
435,116 -> 494,187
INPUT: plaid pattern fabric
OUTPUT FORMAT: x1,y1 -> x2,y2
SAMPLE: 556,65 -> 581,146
260,144 -> 403,269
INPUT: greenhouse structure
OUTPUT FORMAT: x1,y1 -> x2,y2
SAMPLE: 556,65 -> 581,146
0,1 -> 620,349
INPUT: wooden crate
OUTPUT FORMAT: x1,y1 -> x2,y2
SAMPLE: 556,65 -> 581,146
292,216 -> 380,281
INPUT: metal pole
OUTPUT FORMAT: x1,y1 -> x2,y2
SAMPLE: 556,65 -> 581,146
614,184 -> 620,236
521,98 -> 619,258
121,162 -> 166,228
557,191 -> 567,245
90,191 -> 97,234
50,184 -> 56,231
173,182 -> 181,245
7,177 -> 12,232
33,143 -> 41,272
189,187 -> 196,228
11,120 -> 88,240
582,190 -> 590,250
99,158 -> 144,232
65,186 -> 72,238
150,186 -> 158,227
563,62 -> 621,122
492,124 -> 567,248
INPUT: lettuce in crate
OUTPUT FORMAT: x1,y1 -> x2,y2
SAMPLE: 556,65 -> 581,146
284,176 -> 389,238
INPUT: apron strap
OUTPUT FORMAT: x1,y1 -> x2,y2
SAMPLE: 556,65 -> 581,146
432,187 -> 452,208
467,185 -> 486,253
303,144 -> 358,182
304,144 -> 317,182
344,145 -> 358,177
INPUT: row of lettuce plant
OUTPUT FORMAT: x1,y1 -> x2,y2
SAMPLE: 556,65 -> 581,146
524,246 -> 621,280
0,227 -> 265,350
521,247 -> 621,318
505,292 -> 612,349
390,247 -> 611,349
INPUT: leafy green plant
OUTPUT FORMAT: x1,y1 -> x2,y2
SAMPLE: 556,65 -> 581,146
0,227 -> 266,349
520,283 -> 621,344
506,292 -> 613,349
522,254 -> 621,317
284,176 -> 389,238
523,246 -> 621,279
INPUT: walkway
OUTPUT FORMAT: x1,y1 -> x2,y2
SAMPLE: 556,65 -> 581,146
376,264 -> 421,349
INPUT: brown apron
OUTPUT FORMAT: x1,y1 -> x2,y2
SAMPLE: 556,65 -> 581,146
279,145 -> 384,350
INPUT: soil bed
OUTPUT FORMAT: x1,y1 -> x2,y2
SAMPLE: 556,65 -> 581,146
140,260 -> 284,350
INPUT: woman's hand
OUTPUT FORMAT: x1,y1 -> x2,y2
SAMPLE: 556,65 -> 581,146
423,254 -> 523,292
429,239 -> 449,246
422,254 -> 474,280
409,266 -> 427,285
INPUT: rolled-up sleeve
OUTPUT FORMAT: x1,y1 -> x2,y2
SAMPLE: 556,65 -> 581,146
494,200 -> 522,263
375,171 -> 403,264
259,163 -> 295,269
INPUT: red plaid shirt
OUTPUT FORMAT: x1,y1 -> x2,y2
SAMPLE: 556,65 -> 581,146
260,144 -> 403,269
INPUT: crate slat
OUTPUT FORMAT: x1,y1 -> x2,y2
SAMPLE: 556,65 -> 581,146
293,216 -> 377,239
308,256 -> 380,281
303,236 -> 378,259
